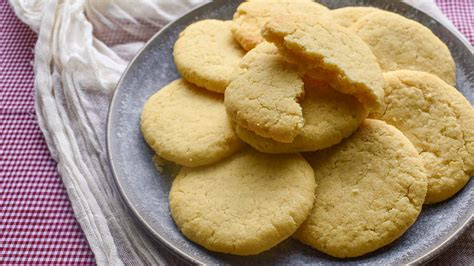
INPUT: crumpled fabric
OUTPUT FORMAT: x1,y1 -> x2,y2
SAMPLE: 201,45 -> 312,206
7,0 -> 465,264
9,0 -> 207,264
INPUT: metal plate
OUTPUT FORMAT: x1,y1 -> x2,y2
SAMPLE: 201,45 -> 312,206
107,0 -> 474,264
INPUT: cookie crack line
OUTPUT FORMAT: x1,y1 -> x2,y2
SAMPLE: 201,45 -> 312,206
261,15 -> 384,112
297,119 -> 427,258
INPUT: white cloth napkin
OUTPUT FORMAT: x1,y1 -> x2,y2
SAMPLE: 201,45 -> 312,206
8,0 -> 465,264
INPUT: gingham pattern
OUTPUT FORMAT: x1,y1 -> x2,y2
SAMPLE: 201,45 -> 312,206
0,1 -> 95,264
436,0 -> 474,45
0,0 -> 472,265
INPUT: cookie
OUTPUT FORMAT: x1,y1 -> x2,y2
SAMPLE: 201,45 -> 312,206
173,20 -> 245,93
262,15 -> 384,111
141,79 -> 243,167
296,119 -> 427,258
351,11 -> 456,86
371,70 -> 474,203
232,0 -> 328,51
238,41 -> 280,68
225,42 -> 305,143
330,6 -> 380,28
236,77 -> 367,153
169,148 -> 316,255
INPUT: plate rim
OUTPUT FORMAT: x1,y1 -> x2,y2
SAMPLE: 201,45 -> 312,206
106,0 -> 474,264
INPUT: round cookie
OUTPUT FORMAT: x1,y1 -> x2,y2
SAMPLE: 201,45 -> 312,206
236,77 -> 368,153
330,6 -> 380,28
225,42 -> 305,143
173,20 -> 245,93
169,148 -> 316,255
296,119 -> 427,258
232,0 -> 329,51
371,70 -> 474,203
351,11 -> 456,86
141,79 -> 243,167
262,15 -> 385,111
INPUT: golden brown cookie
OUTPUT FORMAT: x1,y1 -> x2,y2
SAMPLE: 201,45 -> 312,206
141,79 -> 243,167
232,0 -> 329,51
262,15 -> 385,111
351,11 -> 456,86
296,119 -> 427,258
170,148 -> 316,255
225,42 -> 305,143
174,20 -> 245,93
236,77 -> 367,153
371,70 -> 474,203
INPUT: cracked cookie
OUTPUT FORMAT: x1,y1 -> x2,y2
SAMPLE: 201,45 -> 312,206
351,11 -> 456,86
173,20 -> 245,93
371,70 -> 474,203
169,148 -> 316,255
232,0 -> 328,51
262,15 -> 384,111
141,79 -> 243,167
225,42 -> 305,143
297,119 -> 428,258
236,77 -> 368,153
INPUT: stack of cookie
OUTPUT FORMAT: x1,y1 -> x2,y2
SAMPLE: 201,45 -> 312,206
140,1 -> 474,258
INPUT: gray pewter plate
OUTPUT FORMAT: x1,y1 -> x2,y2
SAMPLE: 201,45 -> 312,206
107,0 -> 474,264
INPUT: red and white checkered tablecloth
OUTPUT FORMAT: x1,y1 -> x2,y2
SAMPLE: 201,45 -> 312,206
0,1 -> 95,264
0,0 -> 472,265
436,0 -> 474,44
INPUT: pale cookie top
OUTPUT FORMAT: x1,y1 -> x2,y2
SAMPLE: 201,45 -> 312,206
296,119 -> 427,258
173,20 -> 245,93
236,77 -> 367,153
262,15 -> 385,111
141,79 -> 243,167
351,11 -> 456,86
225,42 -> 305,143
169,148 -> 316,255
330,6 -> 380,28
371,70 -> 474,203
232,0 -> 328,51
